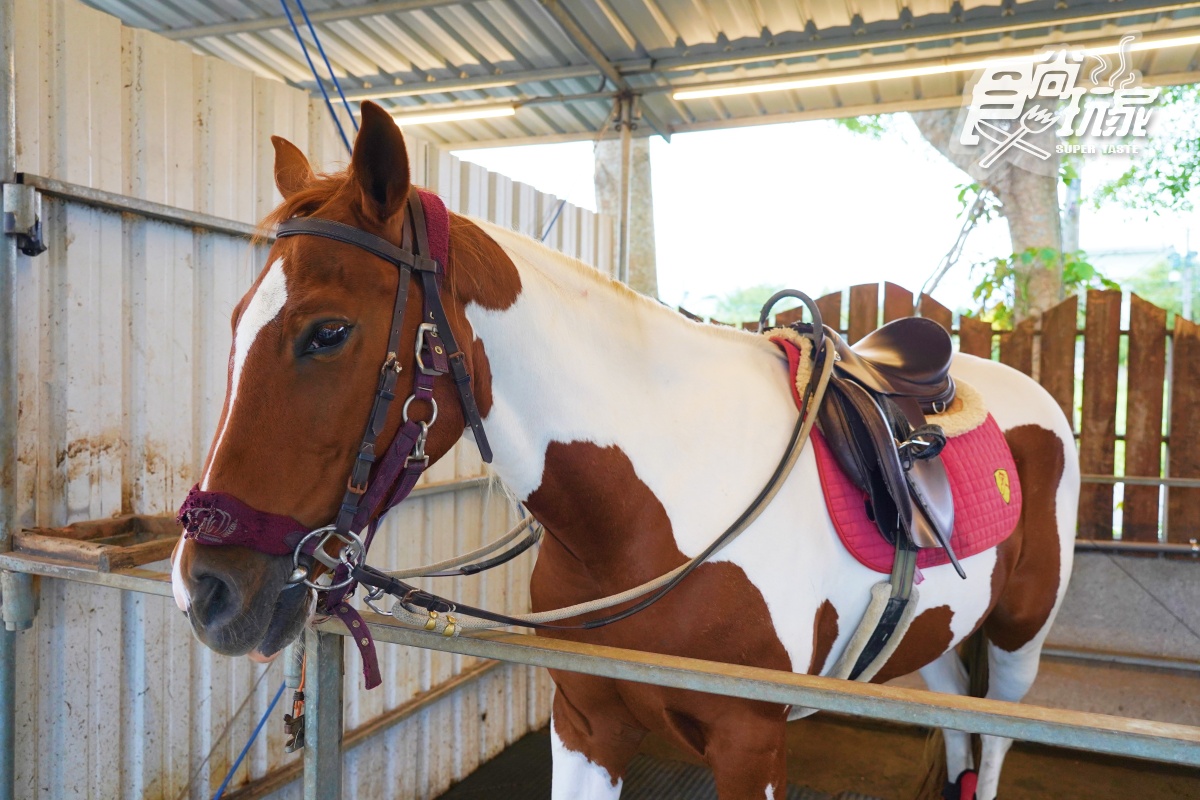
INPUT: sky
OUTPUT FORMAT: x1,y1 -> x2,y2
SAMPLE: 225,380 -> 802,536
456,114 -> 1197,319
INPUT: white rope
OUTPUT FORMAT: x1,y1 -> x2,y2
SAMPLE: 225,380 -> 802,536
384,515 -> 538,579
391,337 -> 837,634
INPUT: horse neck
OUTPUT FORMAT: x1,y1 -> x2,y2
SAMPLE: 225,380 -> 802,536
462,223 -> 796,565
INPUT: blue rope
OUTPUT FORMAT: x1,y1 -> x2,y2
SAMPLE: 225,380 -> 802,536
540,199 -> 567,242
212,681 -> 287,800
279,0 -> 353,156
295,0 -> 358,132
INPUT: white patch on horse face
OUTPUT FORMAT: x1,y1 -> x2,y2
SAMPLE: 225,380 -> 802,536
765,784 -> 775,800
201,258 -> 289,489
549,713 -> 622,799
170,541 -> 190,612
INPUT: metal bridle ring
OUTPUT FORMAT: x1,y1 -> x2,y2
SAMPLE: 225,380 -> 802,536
292,525 -> 367,592
402,394 -> 438,426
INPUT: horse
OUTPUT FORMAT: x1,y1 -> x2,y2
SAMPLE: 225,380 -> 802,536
170,101 -> 1079,800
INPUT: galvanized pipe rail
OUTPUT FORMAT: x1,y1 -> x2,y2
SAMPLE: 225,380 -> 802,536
329,614 -> 1200,769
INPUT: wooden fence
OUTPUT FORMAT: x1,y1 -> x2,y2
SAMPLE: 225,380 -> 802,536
693,281 -> 1199,544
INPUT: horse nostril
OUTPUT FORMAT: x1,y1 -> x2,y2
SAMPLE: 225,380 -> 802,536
191,573 -> 233,629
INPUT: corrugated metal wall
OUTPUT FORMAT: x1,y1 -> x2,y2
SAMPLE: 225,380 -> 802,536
10,1 -> 614,797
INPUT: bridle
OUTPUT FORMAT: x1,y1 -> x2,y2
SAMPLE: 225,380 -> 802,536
178,191 -> 832,691
179,190 -> 495,688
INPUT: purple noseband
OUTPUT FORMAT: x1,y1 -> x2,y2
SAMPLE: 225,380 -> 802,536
177,484 -> 309,556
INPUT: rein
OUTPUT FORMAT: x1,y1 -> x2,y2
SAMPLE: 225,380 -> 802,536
178,194 -> 831,689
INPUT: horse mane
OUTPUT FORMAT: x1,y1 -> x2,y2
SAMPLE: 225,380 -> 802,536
258,168 -> 358,237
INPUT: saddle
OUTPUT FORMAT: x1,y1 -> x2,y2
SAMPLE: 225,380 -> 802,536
817,317 -> 963,577
760,291 -> 965,684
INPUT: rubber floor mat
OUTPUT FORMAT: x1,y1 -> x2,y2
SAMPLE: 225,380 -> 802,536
437,729 -> 877,799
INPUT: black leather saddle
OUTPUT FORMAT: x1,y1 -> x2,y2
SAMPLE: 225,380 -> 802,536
833,317 -> 956,414
819,318 -> 963,577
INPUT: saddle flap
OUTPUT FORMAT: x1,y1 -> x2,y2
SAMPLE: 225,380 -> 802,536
906,456 -> 956,553
819,378 -> 913,543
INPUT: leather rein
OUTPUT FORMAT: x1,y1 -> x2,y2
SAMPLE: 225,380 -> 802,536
178,196 -> 830,689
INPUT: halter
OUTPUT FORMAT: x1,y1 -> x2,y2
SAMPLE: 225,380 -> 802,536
178,190 -> 493,688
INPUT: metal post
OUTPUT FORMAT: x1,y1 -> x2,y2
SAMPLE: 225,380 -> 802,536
616,95 -> 634,285
0,0 -> 19,795
302,629 -> 344,800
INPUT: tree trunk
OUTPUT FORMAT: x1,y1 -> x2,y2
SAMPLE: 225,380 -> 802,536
910,108 -> 1063,322
594,137 -> 658,297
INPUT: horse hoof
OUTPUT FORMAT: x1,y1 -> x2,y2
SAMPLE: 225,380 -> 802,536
941,769 -> 978,800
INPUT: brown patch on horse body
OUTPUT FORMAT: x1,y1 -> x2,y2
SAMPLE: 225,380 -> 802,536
984,424 -> 1065,652
809,600 -> 839,675
528,440 -> 792,789
871,605 -> 955,684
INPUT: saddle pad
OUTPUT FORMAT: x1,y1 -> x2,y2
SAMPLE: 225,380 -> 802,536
811,415 -> 1023,573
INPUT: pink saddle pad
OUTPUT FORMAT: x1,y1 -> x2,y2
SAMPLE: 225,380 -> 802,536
811,414 -> 1023,573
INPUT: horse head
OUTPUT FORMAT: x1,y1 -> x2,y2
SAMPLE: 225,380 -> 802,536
171,102 -> 491,661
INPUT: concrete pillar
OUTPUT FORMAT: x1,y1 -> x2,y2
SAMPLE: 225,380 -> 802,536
594,136 -> 658,297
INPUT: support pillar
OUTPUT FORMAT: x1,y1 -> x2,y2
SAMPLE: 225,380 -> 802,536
595,96 -> 658,296
0,0 -> 20,795
303,629 -> 344,800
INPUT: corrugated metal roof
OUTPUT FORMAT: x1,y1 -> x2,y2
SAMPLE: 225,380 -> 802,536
84,0 -> 1200,147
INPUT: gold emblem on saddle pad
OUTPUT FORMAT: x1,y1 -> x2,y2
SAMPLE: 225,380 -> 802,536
994,469 -> 1011,504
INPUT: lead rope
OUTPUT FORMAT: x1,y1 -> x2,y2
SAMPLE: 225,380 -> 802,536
376,335 -> 836,635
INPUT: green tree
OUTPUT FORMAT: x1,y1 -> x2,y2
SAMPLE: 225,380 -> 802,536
709,283 -> 788,324
1094,84 -> 1200,214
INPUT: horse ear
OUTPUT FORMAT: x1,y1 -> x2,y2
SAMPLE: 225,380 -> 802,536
271,136 -> 315,199
351,101 -> 411,222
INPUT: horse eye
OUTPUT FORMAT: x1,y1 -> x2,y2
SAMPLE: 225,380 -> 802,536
306,322 -> 349,353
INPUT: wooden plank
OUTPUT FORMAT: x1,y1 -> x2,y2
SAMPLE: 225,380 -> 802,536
847,283 -> 879,343
773,306 -> 805,326
1038,295 -> 1078,429
918,293 -> 953,332
958,315 -> 994,358
1122,295 -> 1168,541
999,318 -> 1035,376
883,282 -> 914,323
1078,290 -> 1123,540
1168,313 -> 1200,543
815,290 -> 843,333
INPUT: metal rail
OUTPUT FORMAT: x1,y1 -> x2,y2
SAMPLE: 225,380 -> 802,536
328,615 -> 1200,768
16,173 -> 264,239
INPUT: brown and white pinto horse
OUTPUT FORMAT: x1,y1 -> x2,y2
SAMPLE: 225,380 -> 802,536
171,103 -> 1078,800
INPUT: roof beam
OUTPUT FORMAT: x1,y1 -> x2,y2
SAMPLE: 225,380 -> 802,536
637,0 -> 1200,74
535,0 -> 673,140
162,0 -> 470,40
341,64 -> 601,100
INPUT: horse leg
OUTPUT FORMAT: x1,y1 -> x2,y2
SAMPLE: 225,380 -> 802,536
703,712 -> 788,800
919,650 -> 975,780
550,675 -> 646,800
972,636 -> 1045,800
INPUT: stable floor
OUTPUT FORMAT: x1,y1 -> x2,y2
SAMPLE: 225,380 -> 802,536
437,714 -> 1200,799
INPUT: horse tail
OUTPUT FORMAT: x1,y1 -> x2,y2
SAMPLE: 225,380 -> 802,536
909,630 -> 989,800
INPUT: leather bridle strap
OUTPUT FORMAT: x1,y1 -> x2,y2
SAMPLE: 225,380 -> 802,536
272,192 -> 492,688
354,332 -> 835,635
277,216 -> 416,540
